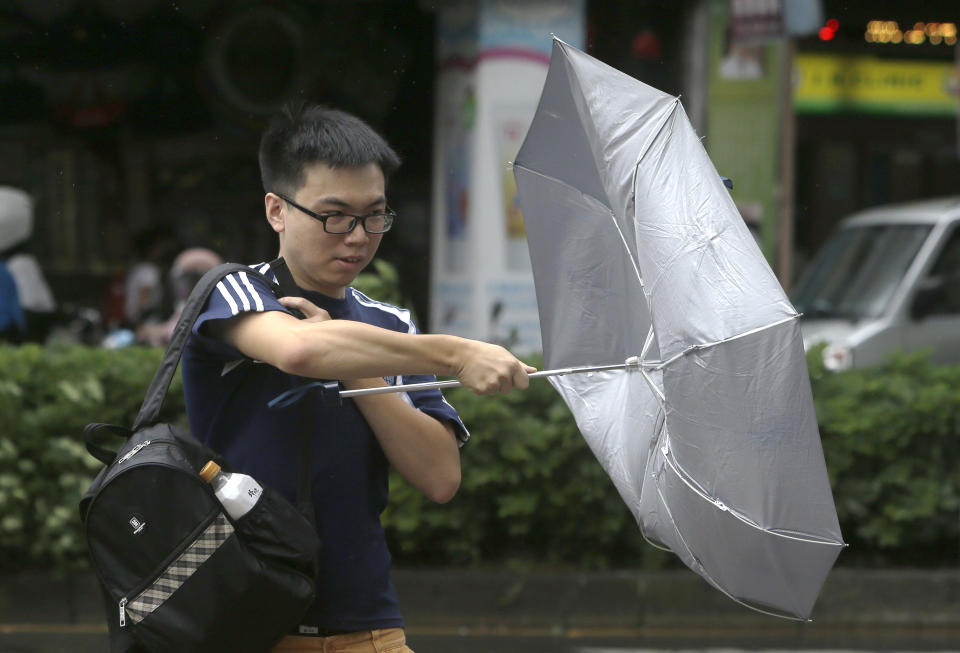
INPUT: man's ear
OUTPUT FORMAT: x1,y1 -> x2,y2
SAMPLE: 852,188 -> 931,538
265,193 -> 285,234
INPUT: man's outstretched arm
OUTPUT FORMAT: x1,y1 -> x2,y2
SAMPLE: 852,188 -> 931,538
210,304 -> 535,395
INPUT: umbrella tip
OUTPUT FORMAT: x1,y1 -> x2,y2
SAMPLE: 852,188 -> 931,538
721,176 -> 734,190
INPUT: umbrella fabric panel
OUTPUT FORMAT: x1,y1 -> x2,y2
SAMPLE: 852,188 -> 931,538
550,369 -> 662,520
662,319 -> 842,541
655,453 -> 845,620
515,165 -> 653,370
631,104 -> 795,360
558,40 -> 678,238
514,40 -> 609,213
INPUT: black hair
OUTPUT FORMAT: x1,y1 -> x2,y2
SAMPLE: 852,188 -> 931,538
258,102 -> 401,196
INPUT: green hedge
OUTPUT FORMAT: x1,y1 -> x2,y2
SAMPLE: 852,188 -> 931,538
382,372 -> 667,570
808,347 -> 960,565
1,343 -> 958,572
0,345 -> 182,571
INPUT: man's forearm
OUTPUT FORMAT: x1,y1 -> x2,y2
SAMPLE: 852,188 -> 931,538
286,320 -> 465,379
344,376 -> 461,504
224,310 -> 461,378
223,310 -> 533,395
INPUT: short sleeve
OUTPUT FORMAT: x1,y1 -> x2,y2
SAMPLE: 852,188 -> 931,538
190,268 -> 291,360
405,381 -> 470,447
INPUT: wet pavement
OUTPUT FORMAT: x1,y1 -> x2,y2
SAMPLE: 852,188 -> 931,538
2,568 -> 959,652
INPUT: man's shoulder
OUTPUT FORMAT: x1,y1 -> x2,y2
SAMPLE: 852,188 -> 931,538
346,288 -> 416,333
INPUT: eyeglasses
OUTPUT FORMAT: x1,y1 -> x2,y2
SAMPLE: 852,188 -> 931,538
276,193 -> 396,234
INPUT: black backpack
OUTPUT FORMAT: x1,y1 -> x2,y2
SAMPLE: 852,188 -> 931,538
80,262 -> 321,653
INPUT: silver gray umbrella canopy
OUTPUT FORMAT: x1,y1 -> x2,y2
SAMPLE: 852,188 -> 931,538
512,38 -> 845,620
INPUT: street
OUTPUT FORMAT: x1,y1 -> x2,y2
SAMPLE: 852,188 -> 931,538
4,625 -> 959,653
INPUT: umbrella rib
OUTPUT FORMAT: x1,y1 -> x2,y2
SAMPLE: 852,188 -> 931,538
606,208 -> 644,286
512,160 -> 646,287
631,97 -> 681,181
640,368 -> 665,403
645,480 -> 796,620
646,314 -> 801,371
660,446 -> 844,547
511,163 -> 611,209
638,409 -> 673,553
652,477 -> 816,623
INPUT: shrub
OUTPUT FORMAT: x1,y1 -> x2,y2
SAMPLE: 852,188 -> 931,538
1,341 -> 959,572
809,346 -> 960,565
382,363 -> 669,570
0,344 -> 183,571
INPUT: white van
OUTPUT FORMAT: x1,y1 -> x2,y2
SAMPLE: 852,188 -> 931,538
792,197 -> 960,371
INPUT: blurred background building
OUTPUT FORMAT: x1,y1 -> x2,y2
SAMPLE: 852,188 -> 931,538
0,0 -> 956,338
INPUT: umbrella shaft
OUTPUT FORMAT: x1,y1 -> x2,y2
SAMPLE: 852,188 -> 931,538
339,361 -> 639,398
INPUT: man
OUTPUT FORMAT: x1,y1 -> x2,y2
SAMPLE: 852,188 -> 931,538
181,103 -> 535,652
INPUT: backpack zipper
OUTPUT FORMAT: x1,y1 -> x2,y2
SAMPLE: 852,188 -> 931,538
116,506 -> 221,628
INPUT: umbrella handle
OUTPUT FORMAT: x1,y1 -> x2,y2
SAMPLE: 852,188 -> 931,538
334,356 -> 643,400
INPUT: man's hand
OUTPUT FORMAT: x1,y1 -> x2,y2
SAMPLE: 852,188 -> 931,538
455,341 -> 537,395
279,296 -> 331,323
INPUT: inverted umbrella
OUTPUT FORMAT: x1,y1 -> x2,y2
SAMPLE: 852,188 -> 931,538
510,37 -> 844,620
312,36 -> 844,621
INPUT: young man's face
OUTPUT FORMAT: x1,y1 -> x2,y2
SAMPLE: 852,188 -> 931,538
268,162 -> 386,298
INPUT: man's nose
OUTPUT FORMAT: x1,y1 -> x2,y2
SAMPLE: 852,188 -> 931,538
343,223 -> 370,244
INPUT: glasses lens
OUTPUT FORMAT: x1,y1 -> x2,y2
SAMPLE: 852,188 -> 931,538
364,213 -> 393,234
323,214 -> 356,233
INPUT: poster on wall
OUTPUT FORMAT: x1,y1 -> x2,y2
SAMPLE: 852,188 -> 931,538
431,0 -> 585,354
441,84 -> 475,275
496,106 -> 533,272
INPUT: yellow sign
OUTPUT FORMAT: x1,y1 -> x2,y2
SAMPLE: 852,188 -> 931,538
794,54 -> 959,115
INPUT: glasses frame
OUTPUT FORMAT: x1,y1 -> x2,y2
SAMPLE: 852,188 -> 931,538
275,192 -> 396,234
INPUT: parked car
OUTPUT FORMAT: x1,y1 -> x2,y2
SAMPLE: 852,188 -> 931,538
792,196 -> 960,370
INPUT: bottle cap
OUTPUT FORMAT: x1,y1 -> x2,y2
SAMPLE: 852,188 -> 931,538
199,461 -> 221,483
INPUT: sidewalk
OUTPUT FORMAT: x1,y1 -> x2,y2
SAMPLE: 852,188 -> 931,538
393,568 -> 960,647
1,568 -> 959,650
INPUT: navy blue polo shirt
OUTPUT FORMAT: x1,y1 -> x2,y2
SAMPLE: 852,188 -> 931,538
181,262 -> 468,632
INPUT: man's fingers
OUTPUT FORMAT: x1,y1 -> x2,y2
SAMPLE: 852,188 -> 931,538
513,365 -> 530,391
279,296 -> 331,322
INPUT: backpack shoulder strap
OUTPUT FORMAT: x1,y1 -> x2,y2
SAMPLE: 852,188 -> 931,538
263,258 -> 317,524
132,262 -> 271,431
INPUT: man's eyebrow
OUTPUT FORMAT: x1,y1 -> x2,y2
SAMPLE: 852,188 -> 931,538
315,196 -> 387,210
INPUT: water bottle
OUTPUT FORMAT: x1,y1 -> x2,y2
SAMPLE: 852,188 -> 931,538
199,461 -> 262,521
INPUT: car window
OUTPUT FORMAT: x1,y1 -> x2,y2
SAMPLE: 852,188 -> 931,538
924,225 -> 960,315
793,224 -> 932,320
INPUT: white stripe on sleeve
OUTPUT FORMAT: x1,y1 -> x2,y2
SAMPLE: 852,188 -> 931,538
226,274 -> 251,311
216,281 -> 240,316
351,289 -> 416,334
238,272 -> 264,311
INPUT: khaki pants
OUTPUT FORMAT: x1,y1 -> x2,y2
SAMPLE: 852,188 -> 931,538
270,627 -> 414,652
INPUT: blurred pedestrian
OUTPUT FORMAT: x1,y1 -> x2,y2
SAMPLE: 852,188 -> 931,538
124,223 -> 179,329
0,187 -> 56,342
136,247 -> 223,346
0,256 -> 23,342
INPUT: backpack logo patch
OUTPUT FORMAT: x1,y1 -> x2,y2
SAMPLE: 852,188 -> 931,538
128,514 -> 147,535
